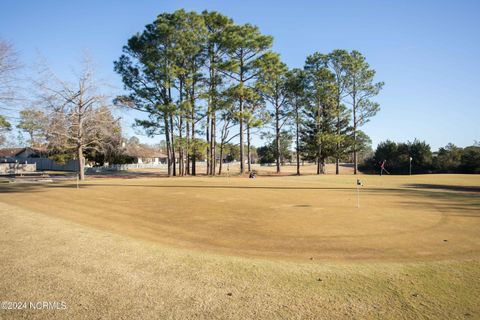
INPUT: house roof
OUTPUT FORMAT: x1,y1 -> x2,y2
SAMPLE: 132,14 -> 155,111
0,148 -> 27,157
0,147 -> 48,157
141,151 -> 168,158
125,145 -> 168,158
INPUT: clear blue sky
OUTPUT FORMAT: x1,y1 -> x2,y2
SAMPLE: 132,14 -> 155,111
1,0 -> 479,150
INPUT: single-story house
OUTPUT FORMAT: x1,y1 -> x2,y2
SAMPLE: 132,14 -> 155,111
136,151 -> 169,164
0,147 -> 47,163
124,145 -> 169,164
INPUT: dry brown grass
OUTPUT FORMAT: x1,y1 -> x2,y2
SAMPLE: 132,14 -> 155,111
0,174 -> 479,319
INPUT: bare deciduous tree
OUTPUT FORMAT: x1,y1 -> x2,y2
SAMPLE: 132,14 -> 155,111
0,39 -> 22,144
36,57 -> 118,180
0,39 -> 22,109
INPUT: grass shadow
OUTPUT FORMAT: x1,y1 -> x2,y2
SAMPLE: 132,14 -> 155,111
405,184 -> 480,193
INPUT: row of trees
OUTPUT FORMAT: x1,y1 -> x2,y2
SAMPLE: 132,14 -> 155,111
2,11 -> 384,179
361,140 -> 480,174
3,13 -> 479,179
114,10 -> 383,176
2,32 -> 268,177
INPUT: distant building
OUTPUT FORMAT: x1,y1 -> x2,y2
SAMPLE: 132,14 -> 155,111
124,145 -> 169,164
135,151 -> 169,164
0,147 -> 47,163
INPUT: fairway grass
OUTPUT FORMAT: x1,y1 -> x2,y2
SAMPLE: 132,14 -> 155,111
1,174 -> 479,319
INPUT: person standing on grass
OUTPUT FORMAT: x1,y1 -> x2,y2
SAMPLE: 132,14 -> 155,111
380,160 -> 389,176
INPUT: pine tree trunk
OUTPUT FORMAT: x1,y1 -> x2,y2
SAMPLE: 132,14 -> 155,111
247,123 -> 251,172
208,45 -> 214,176
179,80 -> 184,176
218,142 -> 224,175
170,114 -> 176,176
239,93 -> 244,174
191,93 -> 196,176
179,115 -> 184,176
239,55 -> 245,174
295,106 -> 300,176
275,101 -> 281,174
206,110 -> 210,175
353,91 -> 358,175
164,115 -> 172,176
316,97 -> 322,175
336,96 -> 340,175
351,79 -> 358,175
210,112 -> 216,175
186,114 -> 190,176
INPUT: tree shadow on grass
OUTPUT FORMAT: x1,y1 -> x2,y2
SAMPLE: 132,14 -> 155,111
0,181 -> 81,193
405,184 -> 480,193
367,184 -> 480,218
87,171 -> 169,179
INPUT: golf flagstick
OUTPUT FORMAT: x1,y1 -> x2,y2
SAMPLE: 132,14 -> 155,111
357,186 -> 360,208
356,179 -> 363,208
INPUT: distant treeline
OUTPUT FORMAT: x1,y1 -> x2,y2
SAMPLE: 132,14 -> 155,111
360,140 -> 480,174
